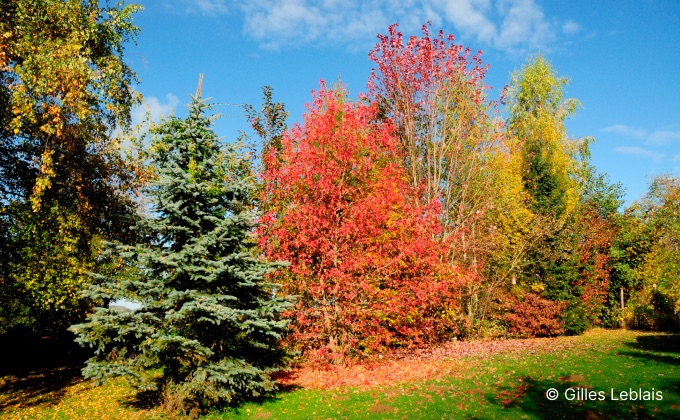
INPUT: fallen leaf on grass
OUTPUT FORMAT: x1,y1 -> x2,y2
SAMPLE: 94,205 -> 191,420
368,403 -> 396,413
562,374 -> 585,383
277,331 -> 617,390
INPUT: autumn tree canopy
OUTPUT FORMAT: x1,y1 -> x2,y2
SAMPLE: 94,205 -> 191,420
367,23 -> 505,267
500,55 -> 620,335
2,6 -> 675,377
259,84 -> 463,360
0,0 -> 142,334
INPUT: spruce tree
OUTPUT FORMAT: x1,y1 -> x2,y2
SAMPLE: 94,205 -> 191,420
70,92 -> 291,413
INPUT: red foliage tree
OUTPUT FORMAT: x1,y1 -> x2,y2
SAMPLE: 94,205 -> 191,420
259,84 -> 464,362
366,23 -> 503,266
574,206 -> 615,325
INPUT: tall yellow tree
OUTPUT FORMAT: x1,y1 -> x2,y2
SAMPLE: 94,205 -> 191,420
503,55 -> 600,335
506,54 -> 585,219
0,0 -> 143,334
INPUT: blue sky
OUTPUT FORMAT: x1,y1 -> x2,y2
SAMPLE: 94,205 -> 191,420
125,0 -> 680,206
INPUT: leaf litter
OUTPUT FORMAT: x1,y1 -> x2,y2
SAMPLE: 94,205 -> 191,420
278,332 -> 600,390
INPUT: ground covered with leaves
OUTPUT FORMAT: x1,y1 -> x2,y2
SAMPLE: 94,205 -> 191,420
278,334 -> 588,390
1,329 -> 679,419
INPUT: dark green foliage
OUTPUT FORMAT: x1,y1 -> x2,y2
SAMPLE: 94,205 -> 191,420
244,86 -> 288,170
570,165 -> 623,330
522,139 -> 569,217
530,229 -> 588,335
580,164 -> 625,220
70,94 -> 292,413
561,302 -> 590,335
603,209 -> 649,326
0,0 -> 141,336
549,167 -> 623,334
503,57 -> 622,336
650,290 -> 680,331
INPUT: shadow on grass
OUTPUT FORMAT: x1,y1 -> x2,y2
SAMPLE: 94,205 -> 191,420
120,389 -> 163,411
482,376 -> 661,420
617,350 -> 680,367
0,365 -> 84,410
477,333 -> 680,420
0,333 -> 90,410
207,379 -> 301,417
624,333 -> 680,354
617,333 -> 680,370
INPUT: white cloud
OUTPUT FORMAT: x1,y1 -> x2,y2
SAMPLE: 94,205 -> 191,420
562,20 -> 580,35
110,94 -> 180,140
496,0 -> 554,50
614,146 -> 667,161
601,124 -> 647,139
228,0 -> 576,52
647,130 -> 680,145
241,0 -> 326,48
131,94 -> 180,127
238,0 -> 437,50
439,0 -> 497,45
602,124 -> 680,146
427,0 -> 565,52
179,0 -> 229,16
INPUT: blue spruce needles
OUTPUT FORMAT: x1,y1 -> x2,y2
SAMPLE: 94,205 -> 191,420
70,92 -> 292,414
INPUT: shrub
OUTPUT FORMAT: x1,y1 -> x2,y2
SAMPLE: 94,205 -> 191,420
502,293 -> 566,337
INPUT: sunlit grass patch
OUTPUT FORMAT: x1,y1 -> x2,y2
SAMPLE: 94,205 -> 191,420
213,329 -> 680,419
2,329 -> 679,419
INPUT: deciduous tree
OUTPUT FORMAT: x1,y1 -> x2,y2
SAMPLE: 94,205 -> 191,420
244,85 -> 288,172
502,55 -> 598,335
505,55 -> 585,219
259,84 -> 463,361
367,23 -> 505,266
0,0 -> 142,334
625,175 -> 680,329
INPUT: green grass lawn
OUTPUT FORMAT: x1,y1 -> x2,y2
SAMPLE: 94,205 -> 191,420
2,329 -> 679,419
